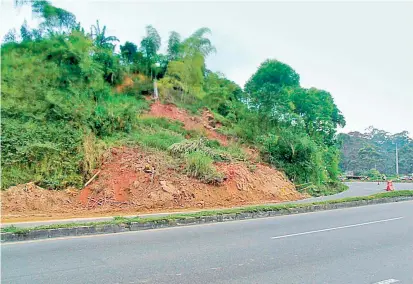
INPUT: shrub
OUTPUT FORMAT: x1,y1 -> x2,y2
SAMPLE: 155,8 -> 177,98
90,94 -> 148,137
258,130 -> 329,185
305,181 -> 348,197
366,168 -> 382,180
205,139 -> 221,149
184,152 -> 223,183
224,143 -> 247,161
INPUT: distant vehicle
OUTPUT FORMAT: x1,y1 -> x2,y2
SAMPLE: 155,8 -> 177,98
400,176 -> 409,181
345,175 -> 368,181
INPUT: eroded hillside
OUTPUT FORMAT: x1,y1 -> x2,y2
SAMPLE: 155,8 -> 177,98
1,102 -> 304,222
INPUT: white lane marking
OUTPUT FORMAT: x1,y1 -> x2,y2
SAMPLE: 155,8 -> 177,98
271,217 -> 404,239
372,279 -> 399,284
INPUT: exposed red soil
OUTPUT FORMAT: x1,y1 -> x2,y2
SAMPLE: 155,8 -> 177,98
79,147 -> 302,211
1,183 -> 84,219
1,102 -> 305,222
146,101 -> 229,146
1,147 -> 304,222
115,76 -> 134,93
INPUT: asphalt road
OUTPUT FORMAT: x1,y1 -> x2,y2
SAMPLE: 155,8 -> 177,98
294,181 -> 413,204
2,182 -> 412,229
2,200 -> 413,284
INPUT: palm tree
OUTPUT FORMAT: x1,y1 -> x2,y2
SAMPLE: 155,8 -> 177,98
90,20 -> 119,50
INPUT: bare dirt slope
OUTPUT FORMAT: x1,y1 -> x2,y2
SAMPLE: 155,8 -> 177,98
78,147 -> 301,210
147,101 -> 229,146
1,102 -> 305,222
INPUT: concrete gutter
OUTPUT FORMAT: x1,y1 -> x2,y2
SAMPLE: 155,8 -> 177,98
2,196 -> 412,243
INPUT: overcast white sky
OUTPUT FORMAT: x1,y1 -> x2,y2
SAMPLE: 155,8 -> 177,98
1,0 -> 412,136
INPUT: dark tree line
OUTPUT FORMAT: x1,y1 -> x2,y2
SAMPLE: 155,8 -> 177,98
338,127 -> 413,175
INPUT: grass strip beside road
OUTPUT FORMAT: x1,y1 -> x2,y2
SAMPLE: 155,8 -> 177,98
3,190 -> 413,235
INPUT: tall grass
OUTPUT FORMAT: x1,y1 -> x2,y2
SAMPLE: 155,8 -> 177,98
82,132 -> 106,179
185,151 -> 222,182
139,132 -> 185,151
138,117 -> 187,136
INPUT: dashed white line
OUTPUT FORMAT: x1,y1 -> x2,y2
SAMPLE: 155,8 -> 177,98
372,279 -> 399,284
271,217 -> 404,239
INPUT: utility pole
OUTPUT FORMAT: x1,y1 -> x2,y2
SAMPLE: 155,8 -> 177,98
395,143 -> 399,176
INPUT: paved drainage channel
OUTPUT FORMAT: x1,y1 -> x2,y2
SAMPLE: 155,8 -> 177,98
2,197 -> 412,243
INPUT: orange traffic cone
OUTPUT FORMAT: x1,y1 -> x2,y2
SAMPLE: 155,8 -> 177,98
386,181 -> 394,191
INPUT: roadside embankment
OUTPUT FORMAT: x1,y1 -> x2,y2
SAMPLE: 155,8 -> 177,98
2,190 -> 412,242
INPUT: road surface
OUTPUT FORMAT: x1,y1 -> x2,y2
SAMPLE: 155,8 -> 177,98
294,181 -> 412,204
2,182 -> 412,229
2,200 -> 413,283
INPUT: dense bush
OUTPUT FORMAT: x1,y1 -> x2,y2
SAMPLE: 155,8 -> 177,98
1,23 -> 148,189
366,168 -> 383,180
1,118 -> 83,189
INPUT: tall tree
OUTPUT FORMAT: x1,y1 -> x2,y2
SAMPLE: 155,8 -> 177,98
291,88 -> 345,145
140,25 -> 161,78
20,20 -> 32,41
120,41 -> 138,63
16,0 -> 77,34
181,27 -> 216,58
245,59 -> 300,94
167,31 -> 181,61
163,27 -> 216,98
2,29 -> 17,43
244,59 -> 300,119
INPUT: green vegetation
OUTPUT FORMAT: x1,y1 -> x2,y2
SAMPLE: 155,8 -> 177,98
296,181 -> 348,197
2,0 -> 347,194
184,151 -> 223,183
3,190 -> 412,235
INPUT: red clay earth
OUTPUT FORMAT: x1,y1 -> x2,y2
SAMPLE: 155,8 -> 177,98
147,101 -> 229,146
1,102 -> 305,223
1,147 -> 304,222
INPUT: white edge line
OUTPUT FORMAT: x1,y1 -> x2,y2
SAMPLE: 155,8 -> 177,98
2,214 -> 284,246
372,279 -> 399,284
271,217 -> 404,239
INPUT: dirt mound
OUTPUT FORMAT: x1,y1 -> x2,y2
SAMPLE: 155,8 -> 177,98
1,183 -> 82,217
147,101 -> 228,146
1,147 -> 304,222
80,147 -> 302,210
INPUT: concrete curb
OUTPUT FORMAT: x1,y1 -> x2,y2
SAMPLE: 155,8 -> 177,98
2,196 -> 412,243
